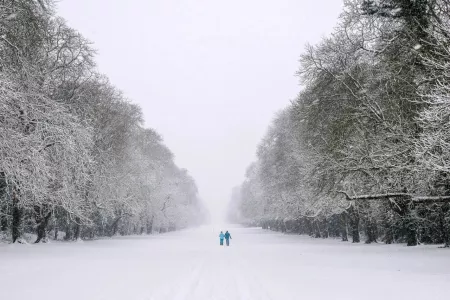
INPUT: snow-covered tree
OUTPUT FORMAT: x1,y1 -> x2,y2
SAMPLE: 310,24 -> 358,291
0,0 -> 206,244
230,0 -> 450,247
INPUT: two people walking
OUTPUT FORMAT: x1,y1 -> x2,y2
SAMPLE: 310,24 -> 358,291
219,230 -> 232,246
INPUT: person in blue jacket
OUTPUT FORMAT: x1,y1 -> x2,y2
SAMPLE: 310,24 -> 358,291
219,231 -> 225,246
224,230 -> 232,246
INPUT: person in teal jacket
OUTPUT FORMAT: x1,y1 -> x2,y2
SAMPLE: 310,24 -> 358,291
219,231 -> 225,246
224,231 -> 232,246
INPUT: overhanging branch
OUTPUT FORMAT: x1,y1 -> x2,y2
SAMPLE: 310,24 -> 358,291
337,191 -> 450,203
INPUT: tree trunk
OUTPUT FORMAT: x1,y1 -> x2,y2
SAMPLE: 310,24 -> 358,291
305,218 -> 313,236
11,190 -> 23,243
341,211 -> 348,242
68,217 -> 81,241
0,214 -> 7,232
322,218 -> 329,238
406,227 -> 417,246
281,220 -> 287,233
440,204 -> 450,248
74,223 -> 81,241
313,220 -> 321,238
0,175 -> 7,232
54,225 -> 58,240
384,225 -> 394,244
146,217 -> 153,234
405,213 -> 418,246
64,223 -> 73,241
383,211 -> 394,244
294,218 -> 302,234
261,221 -> 266,229
109,216 -> 122,237
273,220 -> 279,231
365,217 -> 378,244
348,205 -> 360,243
35,211 -> 52,243
406,223 -> 418,246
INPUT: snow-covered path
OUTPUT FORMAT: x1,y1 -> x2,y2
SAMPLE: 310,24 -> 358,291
1,226 -> 450,300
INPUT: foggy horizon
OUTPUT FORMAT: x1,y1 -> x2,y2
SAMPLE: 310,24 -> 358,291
57,0 -> 343,222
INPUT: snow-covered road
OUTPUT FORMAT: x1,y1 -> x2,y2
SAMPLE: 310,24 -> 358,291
1,226 -> 450,300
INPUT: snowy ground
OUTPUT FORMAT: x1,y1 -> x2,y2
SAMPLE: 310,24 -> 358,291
1,225 -> 450,300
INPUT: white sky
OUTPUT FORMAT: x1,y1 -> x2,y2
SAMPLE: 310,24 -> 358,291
57,0 -> 343,222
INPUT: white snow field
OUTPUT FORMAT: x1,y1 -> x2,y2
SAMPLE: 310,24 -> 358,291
1,226 -> 450,300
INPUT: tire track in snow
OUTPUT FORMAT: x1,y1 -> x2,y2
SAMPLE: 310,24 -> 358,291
229,246 -> 273,300
147,241 -> 274,300
148,245 -> 272,299
147,252 -> 206,300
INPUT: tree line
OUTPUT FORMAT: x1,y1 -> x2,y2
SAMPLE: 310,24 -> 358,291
0,0 -> 207,244
228,0 -> 450,247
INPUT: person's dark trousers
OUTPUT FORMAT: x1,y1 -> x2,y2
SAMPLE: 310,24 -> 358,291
220,239 -> 224,245
226,239 -> 230,246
